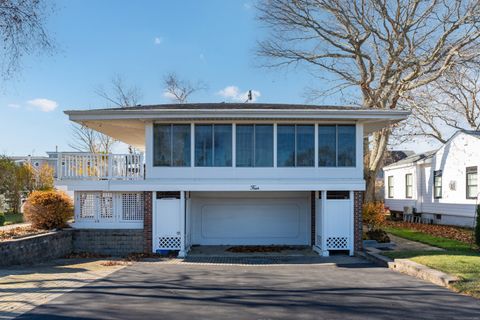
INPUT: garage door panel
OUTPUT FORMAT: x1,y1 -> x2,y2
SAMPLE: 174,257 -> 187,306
191,196 -> 309,245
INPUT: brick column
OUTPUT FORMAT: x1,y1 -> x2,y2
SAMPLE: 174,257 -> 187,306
353,191 -> 364,252
310,191 -> 316,246
143,191 -> 153,253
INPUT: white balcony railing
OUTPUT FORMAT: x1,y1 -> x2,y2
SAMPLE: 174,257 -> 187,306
57,153 -> 144,180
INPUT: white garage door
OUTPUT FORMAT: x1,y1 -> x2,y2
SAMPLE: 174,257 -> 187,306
191,193 -> 310,245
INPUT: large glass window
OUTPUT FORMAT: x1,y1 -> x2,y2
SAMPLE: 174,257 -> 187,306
434,170 -> 442,199
236,124 -> 273,167
277,125 -> 314,167
153,124 -> 191,166
318,125 -> 356,167
405,173 -> 413,198
466,166 -> 478,199
195,124 -> 232,167
388,176 -> 394,198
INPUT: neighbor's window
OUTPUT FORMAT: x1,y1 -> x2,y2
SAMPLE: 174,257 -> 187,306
277,125 -> 314,167
236,124 -> 273,167
195,124 -> 232,167
434,170 -> 442,199
466,166 -> 478,199
153,124 -> 191,167
318,125 -> 356,167
388,176 -> 394,198
405,173 -> 413,198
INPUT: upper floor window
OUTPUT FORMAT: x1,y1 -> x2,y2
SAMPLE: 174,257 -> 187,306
236,124 -> 273,167
387,176 -> 394,198
318,125 -> 356,167
405,173 -> 413,198
153,124 -> 191,167
277,125 -> 315,167
195,124 -> 232,167
434,170 -> 442,199
466,166 -> 478,199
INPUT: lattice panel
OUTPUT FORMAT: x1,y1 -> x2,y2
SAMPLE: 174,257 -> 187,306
100,192 -> 114,220
158,236 -> 181,250
78,193 -> 96,220
121,193 -> 144,221
326,237 -> 348,250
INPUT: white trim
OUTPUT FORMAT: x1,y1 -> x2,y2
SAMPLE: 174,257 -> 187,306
178,191 -> 186,258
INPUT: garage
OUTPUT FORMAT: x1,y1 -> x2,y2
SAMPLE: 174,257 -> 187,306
190,192 -> 310,246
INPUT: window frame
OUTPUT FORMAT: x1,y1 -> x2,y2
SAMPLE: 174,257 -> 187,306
153,124 -> 191,167
405,173 -> 413,199
466,166 -> 478,200
194,124 -> 232,167
433,170 -> 442,199
276,124 -> 315,167
318,124 -> 356,168
235,124 -> 274,167
387,176 -> 394,198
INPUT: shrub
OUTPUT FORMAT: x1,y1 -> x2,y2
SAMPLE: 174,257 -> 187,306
475,205 -> 480,248
366,229 -> 390,243
363,202 -> 387,231
0,212 -> 5,226
23,190 -> 73,229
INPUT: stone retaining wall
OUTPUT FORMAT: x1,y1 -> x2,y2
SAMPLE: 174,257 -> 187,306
1,229 -> 144,267
72,229 -> 144,256
0,230 -> 73,267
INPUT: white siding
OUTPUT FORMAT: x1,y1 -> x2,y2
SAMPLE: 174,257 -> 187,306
383,132 -> 480,227
384,165 -> 417,212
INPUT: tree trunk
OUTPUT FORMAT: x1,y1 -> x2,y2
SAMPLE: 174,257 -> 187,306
364,169 -> 377,203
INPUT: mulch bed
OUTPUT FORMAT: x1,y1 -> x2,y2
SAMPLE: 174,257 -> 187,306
0,226 -> 47,241
226,245 -> 295,253
384,220 -> 474,244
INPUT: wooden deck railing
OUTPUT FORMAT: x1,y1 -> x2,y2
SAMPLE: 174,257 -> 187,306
56,153 -> 144,180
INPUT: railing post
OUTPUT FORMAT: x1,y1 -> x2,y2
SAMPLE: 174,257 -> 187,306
108,154 -> 113,179
57,153 -> 63,179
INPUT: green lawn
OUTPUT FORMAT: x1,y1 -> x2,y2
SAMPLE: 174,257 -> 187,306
383,226 -> 480,299
2,212 -> 24,226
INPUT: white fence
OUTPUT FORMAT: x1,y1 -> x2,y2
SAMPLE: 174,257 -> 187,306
74,191 -> 144,228
57,153 -> 144,180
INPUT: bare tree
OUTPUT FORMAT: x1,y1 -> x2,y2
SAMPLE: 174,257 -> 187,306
257,0 -> 480,201
163,72 -> 206,103
395,66 -> 480,145
70,75 -> 142,153
0,0 -> 54,79
95,74 -> 142,107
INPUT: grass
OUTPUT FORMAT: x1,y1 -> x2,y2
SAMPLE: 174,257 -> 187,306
2,212 -> 24,226
383,225 -> 480,299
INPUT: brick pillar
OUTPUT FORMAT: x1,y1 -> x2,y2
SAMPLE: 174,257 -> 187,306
143,191 -> 153,253
353,191 -> 364,252
310,191 -> 316,246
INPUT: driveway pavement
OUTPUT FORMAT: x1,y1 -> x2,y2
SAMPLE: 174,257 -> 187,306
16,256 -> 480,320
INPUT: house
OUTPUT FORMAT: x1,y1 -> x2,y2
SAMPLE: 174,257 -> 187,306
383,130 -> 480,227
10,152 -> 59,177
375,150 -> 414,199
58,103 -> 408,257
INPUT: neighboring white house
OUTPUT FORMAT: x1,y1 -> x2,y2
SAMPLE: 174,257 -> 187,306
383,130 -> 480,227
10,152 -> 59,176
57,103 -> 408,257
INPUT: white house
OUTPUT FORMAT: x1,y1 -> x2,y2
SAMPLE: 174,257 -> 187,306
57,103 -> 408,257
383,130 -> 480,227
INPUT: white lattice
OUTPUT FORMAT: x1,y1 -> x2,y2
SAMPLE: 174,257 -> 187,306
121,193 -> 144,221
100,193 -> 114,220
78,193 -> 96,220
326,237 -> 348,249
158,236 -> 181,250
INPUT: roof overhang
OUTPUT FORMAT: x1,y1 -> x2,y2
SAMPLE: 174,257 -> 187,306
65,107 -> 410,149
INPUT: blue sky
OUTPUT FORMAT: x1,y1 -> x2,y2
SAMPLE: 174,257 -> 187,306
0,0 -> 422,156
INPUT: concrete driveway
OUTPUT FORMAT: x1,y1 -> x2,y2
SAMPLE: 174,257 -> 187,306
16,256 -> 480,320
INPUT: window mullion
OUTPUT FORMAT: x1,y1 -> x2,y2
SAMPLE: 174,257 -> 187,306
170,124 -> 174,166
212,124 -> 215,167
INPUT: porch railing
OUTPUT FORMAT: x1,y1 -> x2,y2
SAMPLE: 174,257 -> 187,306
57,153 -> 144,180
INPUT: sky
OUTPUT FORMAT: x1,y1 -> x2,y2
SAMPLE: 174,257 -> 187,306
0,0 -> 428,156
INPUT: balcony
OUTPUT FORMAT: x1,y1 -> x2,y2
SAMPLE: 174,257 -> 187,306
56,153 -> 144,180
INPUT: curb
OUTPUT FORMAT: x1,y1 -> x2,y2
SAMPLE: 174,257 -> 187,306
362,248 -> 459,288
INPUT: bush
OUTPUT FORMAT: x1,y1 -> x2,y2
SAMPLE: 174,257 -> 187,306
23,190 -> 73,229
363,202 -> 387,231
0,212 -> 5,226
366,229 -> 390,243
475,205 -> 480,248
